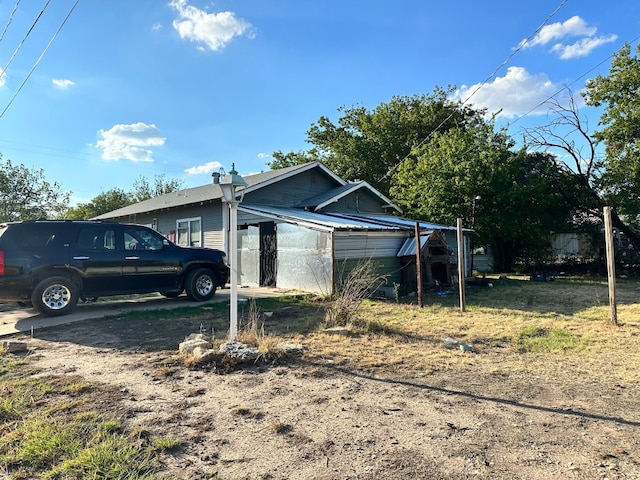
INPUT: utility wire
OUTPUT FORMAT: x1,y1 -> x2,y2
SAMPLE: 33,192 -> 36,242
509,33 -> 640,127
0,0 -> 80,120
1,0 -> 52,76
0,0 -> 22,44
379,0 -> 569,183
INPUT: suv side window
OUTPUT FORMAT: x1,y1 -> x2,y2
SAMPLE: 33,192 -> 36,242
123,226 -> 165,251
5,223 -> 69,250
75,226 -> 117,250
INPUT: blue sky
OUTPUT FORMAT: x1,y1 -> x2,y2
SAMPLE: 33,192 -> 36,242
0,0 -> 638,205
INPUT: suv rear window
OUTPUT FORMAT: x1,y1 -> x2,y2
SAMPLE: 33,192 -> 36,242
1,223 -> 69,250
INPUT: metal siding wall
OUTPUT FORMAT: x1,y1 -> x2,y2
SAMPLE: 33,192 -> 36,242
276,223 -> 332,294
333,231 -> 407,260
333,231 -> 407,288
238,226 -> 259,286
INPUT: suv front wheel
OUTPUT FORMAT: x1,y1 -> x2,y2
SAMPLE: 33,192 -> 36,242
185,268 -> 217,301
31,276 -> 79,316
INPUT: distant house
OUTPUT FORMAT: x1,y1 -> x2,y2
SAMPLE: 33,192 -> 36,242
94,162 -> 472,294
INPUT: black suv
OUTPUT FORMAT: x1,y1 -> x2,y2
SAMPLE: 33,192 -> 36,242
0,220 -> 229,316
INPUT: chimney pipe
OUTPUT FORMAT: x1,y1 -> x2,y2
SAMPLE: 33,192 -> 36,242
212,172 -> 221,184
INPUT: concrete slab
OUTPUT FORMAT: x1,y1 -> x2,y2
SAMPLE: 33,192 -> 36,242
0,287 -> 290,338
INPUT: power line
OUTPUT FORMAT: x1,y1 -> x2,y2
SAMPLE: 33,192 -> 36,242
379,0 -> 569,183
0,0 -> 80,120
508,34 -> 640,128
1,0 -> 52,76
0,0 -> 22,45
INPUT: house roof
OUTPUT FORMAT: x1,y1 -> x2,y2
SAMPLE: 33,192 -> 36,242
93,161 -> 346,220
295,180 -> 402,214
239,204 -> 460,233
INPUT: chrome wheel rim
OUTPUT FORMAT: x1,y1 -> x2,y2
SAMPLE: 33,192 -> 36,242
195,275 -> 213,296
42,284 -> 72,310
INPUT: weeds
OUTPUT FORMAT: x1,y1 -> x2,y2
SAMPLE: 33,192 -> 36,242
324,259 -> 388,328
514,325 -> 587,352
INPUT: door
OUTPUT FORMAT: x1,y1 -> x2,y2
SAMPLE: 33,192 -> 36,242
259,222 -> 277,287
121,225 -> 181,290
71,225 -> 122,293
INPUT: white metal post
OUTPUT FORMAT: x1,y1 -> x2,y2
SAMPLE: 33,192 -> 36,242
229,197 -> 239,341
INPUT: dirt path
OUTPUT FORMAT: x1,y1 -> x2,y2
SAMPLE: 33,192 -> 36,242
20,325 -> 640,480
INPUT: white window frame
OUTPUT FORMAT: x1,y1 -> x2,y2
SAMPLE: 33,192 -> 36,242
176,216 -> 202,247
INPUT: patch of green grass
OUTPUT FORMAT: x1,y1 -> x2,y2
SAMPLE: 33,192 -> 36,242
150,436 -> 183,453
0,355 -> 176,479
514,325 -> 586,352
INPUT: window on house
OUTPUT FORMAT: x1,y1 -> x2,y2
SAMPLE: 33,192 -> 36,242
176,217 -> 201,247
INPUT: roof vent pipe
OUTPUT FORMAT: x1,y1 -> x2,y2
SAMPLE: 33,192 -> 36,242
212,167 -> 226,184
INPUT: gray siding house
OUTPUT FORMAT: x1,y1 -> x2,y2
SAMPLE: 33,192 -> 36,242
94,162 -> 471,294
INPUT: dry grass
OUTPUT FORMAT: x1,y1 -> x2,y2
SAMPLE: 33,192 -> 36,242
294,276 -> 640,386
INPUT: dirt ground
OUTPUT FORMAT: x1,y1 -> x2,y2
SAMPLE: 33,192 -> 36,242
10,307 -> 640,480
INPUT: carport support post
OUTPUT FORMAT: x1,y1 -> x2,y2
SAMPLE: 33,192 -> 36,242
457,218 -> 466,313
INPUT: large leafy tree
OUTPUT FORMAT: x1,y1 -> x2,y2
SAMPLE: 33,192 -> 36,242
269,88 -> 483,195
65,174 -> 184,220
391,123 -> 572,271
0,156 -> 70,222
131,174 -> 184,203
585,42 -> 640,225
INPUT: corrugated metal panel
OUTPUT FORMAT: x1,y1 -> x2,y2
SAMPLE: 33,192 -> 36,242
276,223 -> 332,294
397,234 -> 432,257
333,231 -> 407,260
238,226 -> 260,286
239,205 -> 405,231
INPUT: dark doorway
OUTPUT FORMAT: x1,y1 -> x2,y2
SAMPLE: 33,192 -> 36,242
259,222 -> 277,286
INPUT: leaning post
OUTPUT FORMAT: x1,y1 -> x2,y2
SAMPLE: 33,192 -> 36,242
603,206 -> 618,326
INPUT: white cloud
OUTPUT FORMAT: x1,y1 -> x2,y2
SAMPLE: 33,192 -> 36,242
519,16 -> 617,59
257,152 -> 271,159
185,161 -> 224,175
95,122 -> 165,162
552,34 -> 618,59
52,78 -> 75,89
454,66 -> 559,118
169,0 -> 254,52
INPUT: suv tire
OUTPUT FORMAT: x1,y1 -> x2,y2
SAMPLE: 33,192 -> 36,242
185,268 -> 217,301
31,276 -> 79,316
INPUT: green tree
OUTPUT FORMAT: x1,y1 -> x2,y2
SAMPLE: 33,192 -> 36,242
391,124 -> 572,271
525,54 -> 640,252
0,156 -> 70,222
271,88 -> 483,195
585,42 -> 640,226
65,175 -> 184,220
131,174 -> 184,203
65,188 -> 132,220
268,150 -> 320,170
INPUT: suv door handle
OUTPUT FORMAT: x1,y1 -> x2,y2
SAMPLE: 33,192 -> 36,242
73,256 -> 90,260
125,256 -> 140,260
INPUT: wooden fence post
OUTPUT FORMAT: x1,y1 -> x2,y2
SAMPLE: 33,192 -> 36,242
457,218 -> 466,313
603,206 -> 618,326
